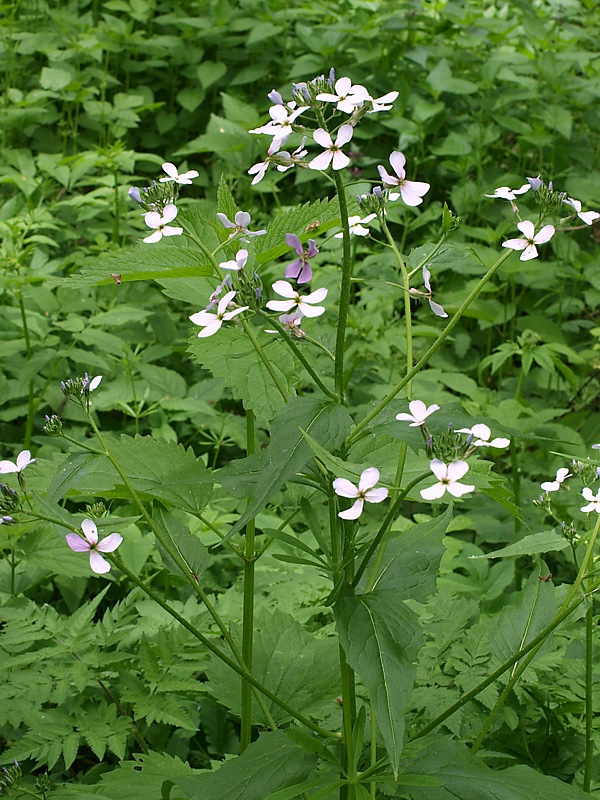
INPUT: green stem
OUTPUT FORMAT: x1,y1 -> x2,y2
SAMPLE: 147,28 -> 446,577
241,410 -> 257,752
18,291 -> 35,449
584,603 -> 593,792
179,220 -> 221,273
339,644 -> 357,800
241,319 -> 289,401
380,217 -> 412,399
348,249 -> 513,445
332,169 -> 352,403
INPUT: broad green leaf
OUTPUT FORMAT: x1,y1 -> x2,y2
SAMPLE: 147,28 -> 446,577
97,751 -> 199,800
218,397 -> 352,537
427,59 -> 478,96
153,506 -> 211,579
471,530 -> 569,558
217,174 -> 239,223
188,326 -> 298,424
40,66 -> 73,91
180,730 -> 318,800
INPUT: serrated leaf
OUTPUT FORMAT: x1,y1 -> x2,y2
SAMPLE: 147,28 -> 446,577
99,752 -> 199,800
153,506 -> 211,578
217,175 -> 239,222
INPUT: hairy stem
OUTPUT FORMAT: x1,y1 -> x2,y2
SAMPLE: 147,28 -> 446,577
241,410 -> 257,752
241,318 -> 289,401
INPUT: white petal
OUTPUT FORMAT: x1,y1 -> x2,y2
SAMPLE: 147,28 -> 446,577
304,287 -> 328,304
470,423 -> 491,441
333,478 -> 359,498
579,210 -> 600,225
338,499 -> 364,519
315,92 -> 340,103
331,151 -> 350,170
223,306 -> 249,321
582,487 -> 594,501
65,533 -> 90,553
556,468 -> 571,482
161,162 -> 178,179
365,487 -> 388,504
161,226 -> 183,237
420,482 -> 447,500
298,303 -> 325,318
96,533 -> 123,553
81,518 -> 98,545
408,400 -> 427,419
309,150 -> 334,171
516,220 -> 535,239
143,230 -> 163,244
533,224 -> 555,244
190,310 -> 216,326
161,204 -> 178,224
519,244 -> 538,261
272,280 -> 297,299
541,480 -> 560,492
447,460 -> 470,482
488,437 -> 510,448
428,299 -> 448,318
388,151 -> 407,178
335,125 -> 354,147
216,213 -> 234,228
144,211 -> 161,229
400,181 -> 429,206
266,299 -> 296,312
429,459 -> 448,481
358,467 -> 380,491
502,237 -> 527,251
89,376 -> 103,391
313,128 -> 333,148
197,320 -> 223,338
0,460 -> 18,473
447,481 -> 474,498
377,165 -> 398,185
334,77 -> 352,96
16,450 -> 34,470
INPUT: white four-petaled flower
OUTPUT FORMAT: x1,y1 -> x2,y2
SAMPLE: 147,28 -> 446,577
502,220 -> 555,261
396,400 -> 440,426
219,249 -> 248,272
581,487 -> 600,513
457,423 -> 510,449
541,467 -> 572,493
333,467 -> 389,519
249,103 -> 309,148
367,91 -> 400,113
217,211 -> 267,239
485,184 -> 530,201
159,162 -> 199,185
143,204 -> 183,243
335,214 -> 377,238
65,519 -> 123,574
378,151 -> 430,206
0,450 -> 35,474
409,266 -> 447,318
266,280 -> 328,318
189,291 -> 249,338
316,77 -> 370,113
420,460 -> 474,500
309,125 -> 354,171
563,197 -> 600,226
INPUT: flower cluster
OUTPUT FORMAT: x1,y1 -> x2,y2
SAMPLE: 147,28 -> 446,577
536,445 -> 600,520
130,161 -> 199,245
60,373 -> 102,409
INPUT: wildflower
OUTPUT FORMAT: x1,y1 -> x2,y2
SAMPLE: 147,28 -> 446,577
333,467 -> 388,519
541,468 -> 572,492
563,197 -> 600,226
0,450 -> 35,474
267,89 -> 284,105
457,423 -> 510,448
275,138 -> 308,172
420,459 -> 474,500
581,487 -> 600,514
409,266 -> 447,318
395,400 -> 440,426
378,151 -> 430,206
502,220 -> 555,261
334,214 -> 376,237
219,249 -> 248,272
249,103 -> 309,148
309,125 -> 354,171
526,176 -> 543,192
265,310 -> 305,338
266,281 -> 327,318
316,77 -> 370,113
143,204 -> 183,243
485,184 -> 531,201
189,290 -> 249,338
367,91 -> 399,113
66,519 -> 123,574
84,374 -> 102,393
285,234 -> 318,284
159,162 -> 199,185
217,211 -> 266,239
129,186 -> 143,204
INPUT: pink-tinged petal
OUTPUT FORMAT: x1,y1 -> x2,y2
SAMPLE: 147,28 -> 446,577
296,263 -> 313,284
400,181 -> 430,206
298,303 -> 325,318
335,77 -> 353,95
408,399 -> 427,418
223,306 -> 249,321
220,258 -> 241,271
331,151 -> 350,170
429,459 -> 448,482
66,533 -> 90,553
579,210 -> 600,224
533,224 -> 555,244
516,220 -> 535,239
335,125 -> 354,147
309,151 -> 334,171
307,239 -> 319,258
447,481 -> 474,498
358,467 -> 380,492
333,477 -> 359,498
429,299 -> 448,318
272,280 -> 298,299
378,165 -> 397,185
81,518 -> 98,545
0,460 -> 18,473
365,487 -> 388,504
96,533 -> 123,553
217,290 -> 237,315
422,266 -> 432,292
216,213 -> 234,228
89,550 -> 111,574
144,211 -> 161,229
304,286 -> 328,304
161,162 -> 178,179
315,92 -> 340,103
470,424 -> 491,440
420,482 -> 447,500
16,450 -> 34,470
89,375 -> 102,391
161,226 -> 183,237
235,211 -> 251,228
266,299 -> 295,312
143,230 -> 163,244
189,310 -> 216,326
313,128 -> 333,148
446,460 -> 470,482
395,413 -> 417,424
519,244 -> 538,261
388,151 -> 407,179
502,237 -> 527,251
338,499 -> 364,519
285,233 -> 303,254
197,320 -> 223,338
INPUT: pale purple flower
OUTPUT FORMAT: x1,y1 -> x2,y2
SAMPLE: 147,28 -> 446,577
396,400 -> 440,426
265,310 -> 305,338
581,487 -> 600,513
189,290 -> 249,338
378,152 -> 430,206
334,214 -> 376,238
309,125 -> 354,171
217,211 -> 266,239
563,197 -> 600,226
333,467 -> 388,519
159,162 -> 199,185
485,184 -> 531,201
266,280 -> 328,318
219,249 -> 248,272
527,176 -> 543,192
268,89 -> 284,105
0,450 -> 35,474
420,460 -> 474,500
316,77 -> 370,114
457,423 -> 509,448
285,234 -> 318,284
541,467 -> 572,493
128,187 -> 142,204
65,519 -> 123,574
143,204 -> 183,243
0,515 -> 13,525
502,220 -> 555,261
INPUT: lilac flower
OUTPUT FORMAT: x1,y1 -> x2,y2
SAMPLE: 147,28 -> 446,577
420,460 -> 474,500
502,220 -> 555,261
563,197 -> 600,225
143,204 -> 183,243
395,400 -> 440,426
316,77 -> 370,113
457,423 -> 510,448
159,162 -> 199,185
128,187 -> 142,204
266,281 -> 327,318
485,184 -> 531,201
0,516 -> 13,525
219,249 -> 248,272
541,468 -> 571,492
268,89 -> 284,105
66,519 -> 123,574
333,467 -> 388,519
285,234 -> 318,284
334,214 -> 376,238
378,152 -> 430,206
309,125 -> 354,171
527,176 -> 543,192
217,211 -> 266,239
0,450 -> 35,474
581,487 -> 600,513
275,138 -> 308,172
189,291 -> 249,338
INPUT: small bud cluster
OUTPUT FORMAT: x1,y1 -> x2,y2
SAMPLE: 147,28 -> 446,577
85,502 -> 107,517
527,176 -> 567,215
0,761 -> 22,794
43,414 -> 63,437
357,187 -> 388,216
60,374 -> 102,409
128,180 -> 178,213
425,422 -> 474,463
0,483 -> 21,514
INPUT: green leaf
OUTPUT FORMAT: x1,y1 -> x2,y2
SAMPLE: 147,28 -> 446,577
471,530 -> 569,558
98,752 -> 200,800
217,174 -> 239,223
153,506 -> 211,578
40,66 -> 73,91
181,730 -> 318,800
188,326 -> 298,424
196,60 -> 227,89
218,397 -> 352,538
427,59 -> 478,96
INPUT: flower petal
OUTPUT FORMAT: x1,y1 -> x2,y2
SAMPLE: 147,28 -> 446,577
66,533 -> 90,553
197,320 -> 223,338
446,481 -> 474,498
420,482 -> 446,500
533,224 -> 555,244
446,460 -> 470,482
304,287 -> 328,304
429,459 -> 448,481
358,467 -> 380,492
365,487 -> 388,504
89,551 -> 111,574
309,151 -> 334,171
335,124 -> 354,147
81,518 -> 98,545
313,128 -> 333,148
516,220 -> 535,239
388,151 -> 407,178
333,478 -> 359,498
96,533 -> 124,553
338,499 -> 364,519
272,280 -> 298,299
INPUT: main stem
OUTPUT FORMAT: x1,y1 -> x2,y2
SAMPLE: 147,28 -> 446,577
240,410 -> 256,752
332,169 -> 352,403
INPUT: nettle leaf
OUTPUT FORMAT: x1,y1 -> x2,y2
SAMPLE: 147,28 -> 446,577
217,174 -> 239,222
98,751 -> 199,800
179,730 -> 318,800
218,397 -> 352,538
189,326 -> 298,424
46,436 -> 213,514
